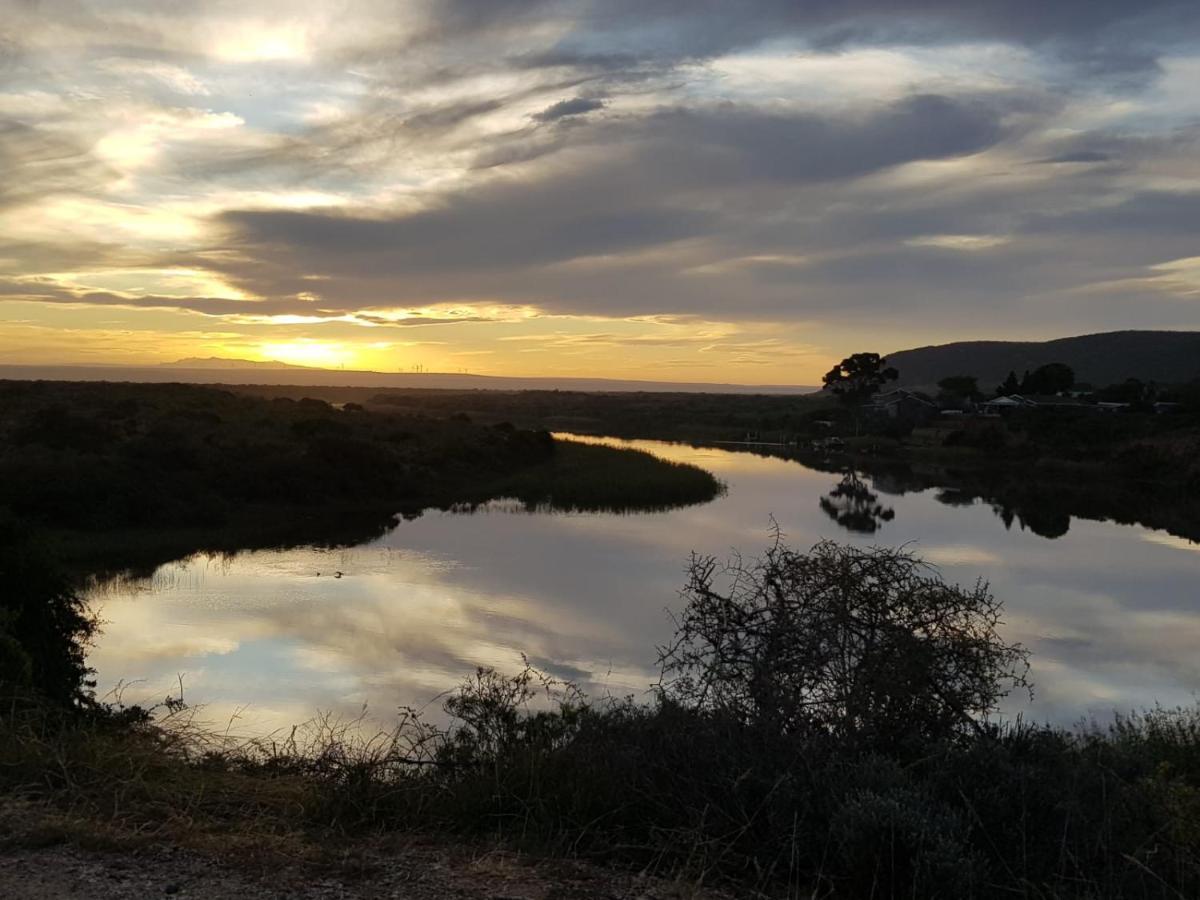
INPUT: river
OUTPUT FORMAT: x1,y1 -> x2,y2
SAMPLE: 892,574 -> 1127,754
87,435 -> 1200,736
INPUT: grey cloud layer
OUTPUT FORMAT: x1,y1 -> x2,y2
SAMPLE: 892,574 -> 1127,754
424,0 -> 1194,74
216,92 -> 1019,264
2,0 -> 1198,337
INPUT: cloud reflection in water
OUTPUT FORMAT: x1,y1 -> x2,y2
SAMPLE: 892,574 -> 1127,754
88,437 -> 1200,735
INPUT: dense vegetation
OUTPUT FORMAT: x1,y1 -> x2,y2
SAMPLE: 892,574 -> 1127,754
238,378 -> 1200,466
240,383 -> 835,443
236,381 -> 1200,539
3,539 -> 1198,897
0,380 -> 720,570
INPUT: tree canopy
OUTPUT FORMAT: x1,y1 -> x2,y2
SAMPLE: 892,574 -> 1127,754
1021,363 -> 1075,395
937,375 -> 979,399
822,353 -> 899,405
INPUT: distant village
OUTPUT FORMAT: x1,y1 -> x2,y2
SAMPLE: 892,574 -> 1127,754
800,357 -> 1197,453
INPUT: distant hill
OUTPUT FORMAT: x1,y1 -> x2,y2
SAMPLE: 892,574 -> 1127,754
886,331 -> 1200,390
161,357 -> 309,370
0,364 -> 816,395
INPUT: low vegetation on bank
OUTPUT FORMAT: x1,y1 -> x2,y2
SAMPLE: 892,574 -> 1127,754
3,532 -> 1198,898
0,380 -> 720,571
235,376 -> 1200,545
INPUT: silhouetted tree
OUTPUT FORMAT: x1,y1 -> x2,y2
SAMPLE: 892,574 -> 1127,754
996,371 -> 1021,396
938,375 -> 979,399
819,472 -> 896,534
822,352 -> 898,434
1097,378 -> 1157,407
1021,363 -> 1075,395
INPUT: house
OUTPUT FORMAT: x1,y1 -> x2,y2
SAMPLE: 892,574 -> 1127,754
982,394 -> 1093,414
981,394 -> 1037,414
868,389 -> 939,423
1020,395 -> 1091,410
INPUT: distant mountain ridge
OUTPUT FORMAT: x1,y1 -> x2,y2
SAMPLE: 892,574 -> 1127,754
162,357 -> 310,370
886,331 -> 1200,390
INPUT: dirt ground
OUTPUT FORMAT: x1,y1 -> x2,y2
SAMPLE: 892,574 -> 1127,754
0,803 -> 733,900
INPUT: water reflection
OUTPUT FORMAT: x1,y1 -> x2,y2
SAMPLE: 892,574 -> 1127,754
819,472 -> 896,534
87,436 -> 1200,736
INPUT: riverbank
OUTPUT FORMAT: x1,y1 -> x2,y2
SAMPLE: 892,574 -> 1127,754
811,427 -> 1200,542
3,662 -> 1198,899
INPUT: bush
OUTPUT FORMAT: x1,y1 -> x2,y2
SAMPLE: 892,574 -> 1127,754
658,538 -> 1030,748
0,514 -> 97,707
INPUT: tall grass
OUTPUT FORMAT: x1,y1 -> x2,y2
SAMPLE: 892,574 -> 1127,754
484,440 -> 723,513
4,675 -> 1198,897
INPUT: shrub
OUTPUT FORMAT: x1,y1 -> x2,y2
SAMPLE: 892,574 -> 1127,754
658,538 -> 1030,748
0,515 -> 97,708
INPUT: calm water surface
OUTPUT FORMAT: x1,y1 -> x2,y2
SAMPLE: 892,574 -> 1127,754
88,436 -> 1200,735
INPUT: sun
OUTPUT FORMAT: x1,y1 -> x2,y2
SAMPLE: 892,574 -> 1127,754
259,341 -> 355,369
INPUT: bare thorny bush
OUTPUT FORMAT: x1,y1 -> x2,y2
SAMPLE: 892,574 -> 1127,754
657,535 -> 1032,748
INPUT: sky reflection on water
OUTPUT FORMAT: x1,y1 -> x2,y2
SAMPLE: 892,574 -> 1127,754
87,437 -> 1200,736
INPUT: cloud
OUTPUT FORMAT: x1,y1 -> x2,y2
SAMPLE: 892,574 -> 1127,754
2,1 -> 1199,375
533,96 -> 605,121
0,122 -> 115,211
1035,150 -> 1114,164
419,0 -> 1196,78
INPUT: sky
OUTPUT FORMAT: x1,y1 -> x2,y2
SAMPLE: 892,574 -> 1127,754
1,1 -> 1198,383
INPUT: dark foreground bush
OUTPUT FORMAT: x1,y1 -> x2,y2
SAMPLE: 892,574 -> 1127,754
0,514 -> 97,707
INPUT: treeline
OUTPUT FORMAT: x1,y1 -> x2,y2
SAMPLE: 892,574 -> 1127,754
240,384 -> 832,444
937,403 -> 1200,487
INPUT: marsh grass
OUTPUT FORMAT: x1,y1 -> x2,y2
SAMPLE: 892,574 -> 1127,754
486,440 -> 724,513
